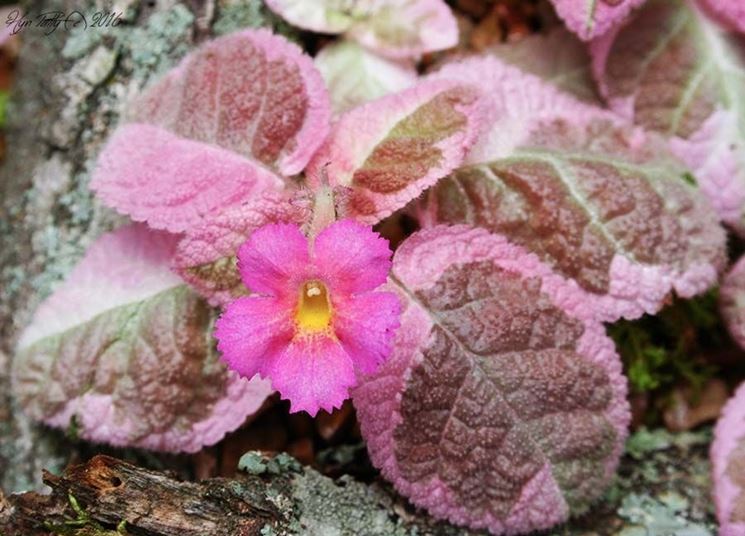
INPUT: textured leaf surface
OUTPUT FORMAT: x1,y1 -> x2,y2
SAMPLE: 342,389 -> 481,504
429,57 -> 610,166
315,41 -> 418,115
92,29 -> 330,233
353,225 -> 630,534
548,0 -> 648,40
306,79 -> 483,224
12,224 -> 271,453
711,382 -> 745,536
700,0 -> 745,33
591,0 -> 745,234
720,255 -> 745,350
345,0 -> 458,59
264,0 -> 357,33
488,27 -> 601,103
265,0 -> 458,58
173,191 -> 312,307
425,57 -> 726,321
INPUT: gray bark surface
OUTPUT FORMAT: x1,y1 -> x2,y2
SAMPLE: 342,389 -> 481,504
0,0 -> 294,493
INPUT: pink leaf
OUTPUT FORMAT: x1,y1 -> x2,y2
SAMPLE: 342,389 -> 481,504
548,0 -> 648,40
720,255 -> 745,350
265,0 -> 457,58
12,224 -> 271,453
711,382 -> 745,536
306,79 -> 484,224
353,225 -> 630,534
92,29 -> 331,233
422,56 -> 726,322
699,0 -> 745,33
314,41 -> 418,115
429,56 -> 613,165
93,124 -> 287,234
347,0 -> 458,59
591,0 -> 745,236
488,27 -> 602,104
264,0 -> 357,34
173,191 -> 312,306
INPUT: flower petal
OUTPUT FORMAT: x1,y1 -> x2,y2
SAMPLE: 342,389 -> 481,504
313,219 -> 392,294
215,296 -> 294,379
266,335 -> 356,415
173,191 -> 311,307
237,223 -> 310,296
334,291 -> 401,374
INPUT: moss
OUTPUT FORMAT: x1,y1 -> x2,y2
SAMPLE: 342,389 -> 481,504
608,290 -> 730,422
0,91 -> 9,128
44,494 -> 129,535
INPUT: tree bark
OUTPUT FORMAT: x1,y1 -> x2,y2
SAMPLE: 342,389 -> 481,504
0,0 -> 293,493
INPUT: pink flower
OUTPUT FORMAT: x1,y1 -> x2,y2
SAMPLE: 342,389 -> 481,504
214,219 -> 401,415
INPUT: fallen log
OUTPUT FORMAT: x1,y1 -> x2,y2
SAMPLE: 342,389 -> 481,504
0,452 -> 423,536
2,454 -> 281,535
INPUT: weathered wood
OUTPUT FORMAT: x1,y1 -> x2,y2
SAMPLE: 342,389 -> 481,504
2,455 -> 283,536
0,451 -> 424,536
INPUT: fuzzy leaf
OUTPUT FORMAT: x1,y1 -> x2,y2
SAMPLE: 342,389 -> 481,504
353,225 -> 630,534
711,382 -> 745,536
12,224 -> 271,453
173,191 -> 312,307
92,29 -> 330,233
306,79 -> 483,224
720,255 -> 745,350
345,0 -> 458,59
263,0 -> 357,33
265,0 -> 458,58
424,57 -> 726,322
488,27 -> 601,104
315,41 -> 418,115
548,0 -> 648,40
591,0 -> 745,235
700,0 -> 745,33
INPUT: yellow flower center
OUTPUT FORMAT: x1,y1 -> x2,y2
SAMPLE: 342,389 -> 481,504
295,280 -> 332,333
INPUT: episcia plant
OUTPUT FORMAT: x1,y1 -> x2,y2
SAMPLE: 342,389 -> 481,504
716,259 -> 745,536
9,0 -> 745,534
587,3 -> 745,530
265,0 -> 457,115
591,0 -> 745,236
712,382 -> 745,536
